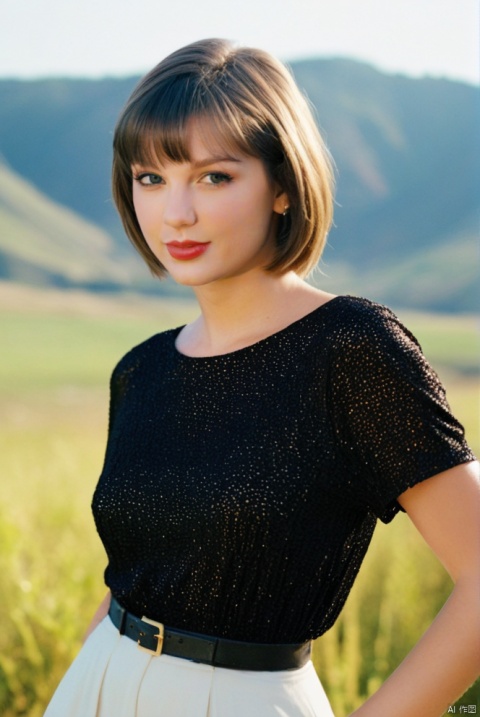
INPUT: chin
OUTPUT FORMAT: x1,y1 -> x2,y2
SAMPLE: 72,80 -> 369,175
167,268 -> 216,288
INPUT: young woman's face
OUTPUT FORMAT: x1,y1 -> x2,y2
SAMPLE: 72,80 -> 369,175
131,121 -> 287,288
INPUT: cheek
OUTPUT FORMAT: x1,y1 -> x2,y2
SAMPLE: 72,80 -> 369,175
235,180 -> 276,219
219,186 -> 274,227
133,194 -> 158,238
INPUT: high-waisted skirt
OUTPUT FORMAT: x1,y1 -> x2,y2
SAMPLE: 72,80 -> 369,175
44,616 -> 335,716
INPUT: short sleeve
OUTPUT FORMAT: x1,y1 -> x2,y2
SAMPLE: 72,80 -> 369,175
329,300 -> 475,523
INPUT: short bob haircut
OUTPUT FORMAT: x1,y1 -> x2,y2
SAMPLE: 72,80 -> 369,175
112,38 -> 334,278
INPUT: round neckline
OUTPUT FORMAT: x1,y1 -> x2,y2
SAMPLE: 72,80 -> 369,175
172,295 -> 347,361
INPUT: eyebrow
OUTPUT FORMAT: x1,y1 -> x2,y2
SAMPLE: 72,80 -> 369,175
132,155 -> 242,171
190,155 -> 242,169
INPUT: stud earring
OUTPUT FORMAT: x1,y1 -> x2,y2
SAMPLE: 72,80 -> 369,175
283,206 -> 289,216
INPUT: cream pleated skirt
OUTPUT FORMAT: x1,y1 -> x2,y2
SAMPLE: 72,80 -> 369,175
44,616 -> 335,716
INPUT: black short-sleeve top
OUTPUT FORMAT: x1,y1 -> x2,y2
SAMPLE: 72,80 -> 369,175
92,296 -> 474,643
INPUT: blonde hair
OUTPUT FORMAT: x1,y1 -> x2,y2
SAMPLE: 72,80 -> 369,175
112,38 -> 334,278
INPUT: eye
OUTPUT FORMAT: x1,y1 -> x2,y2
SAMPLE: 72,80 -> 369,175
134,173 -> 164,186
203,172 -> 233,186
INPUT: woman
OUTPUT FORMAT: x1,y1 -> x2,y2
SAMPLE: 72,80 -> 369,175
45,38 -> 479,717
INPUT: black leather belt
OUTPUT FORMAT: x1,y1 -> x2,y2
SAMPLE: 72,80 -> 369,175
108,596 -> 311,671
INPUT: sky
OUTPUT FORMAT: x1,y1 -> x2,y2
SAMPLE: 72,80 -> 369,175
1,0 -> 479,84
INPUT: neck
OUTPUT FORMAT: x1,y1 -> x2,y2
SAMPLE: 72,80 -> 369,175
177,269 -> 330,357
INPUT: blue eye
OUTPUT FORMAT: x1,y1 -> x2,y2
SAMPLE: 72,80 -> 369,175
135,173 -> 163,186
205,172 -> 232,185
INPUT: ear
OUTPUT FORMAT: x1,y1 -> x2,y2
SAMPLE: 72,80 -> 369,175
273,189 -> 289,215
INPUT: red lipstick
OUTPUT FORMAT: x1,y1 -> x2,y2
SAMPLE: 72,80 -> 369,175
166,241 -> 210,261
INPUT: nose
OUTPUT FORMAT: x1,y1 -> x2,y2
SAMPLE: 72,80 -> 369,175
163,186 -> 196,228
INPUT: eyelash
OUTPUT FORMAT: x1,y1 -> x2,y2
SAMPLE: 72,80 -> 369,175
133,172 -> 233,187
204,172 -> 233,186
133,173 -> 163,186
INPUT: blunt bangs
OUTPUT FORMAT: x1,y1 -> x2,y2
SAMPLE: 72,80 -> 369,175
115,76 -> 267,176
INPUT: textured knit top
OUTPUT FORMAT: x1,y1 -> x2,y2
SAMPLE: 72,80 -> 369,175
92,296 -> 474,644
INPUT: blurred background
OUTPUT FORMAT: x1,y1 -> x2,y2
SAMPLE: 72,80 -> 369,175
0,0 -> 478,714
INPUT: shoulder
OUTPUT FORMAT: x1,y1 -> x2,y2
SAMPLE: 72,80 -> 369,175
268,295 -> 422,370
324,295 -> 412,335
110,326 -> 181,387
323,295 -> 422,356
321,296 -> 440,398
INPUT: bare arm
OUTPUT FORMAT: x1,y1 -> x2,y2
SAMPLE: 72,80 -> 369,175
350,461 -> 480,717
83,590 -> 112,643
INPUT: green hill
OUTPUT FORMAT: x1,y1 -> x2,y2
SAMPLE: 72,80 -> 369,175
0,160 -> 131,288
290,59 -> 479,267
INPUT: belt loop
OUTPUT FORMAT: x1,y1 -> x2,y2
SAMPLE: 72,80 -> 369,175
211,637 -> 219,664
112,597 -> 127,635
119,606 -> 127,635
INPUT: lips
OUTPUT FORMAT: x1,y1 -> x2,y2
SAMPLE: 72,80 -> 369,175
166,241 -> 210,261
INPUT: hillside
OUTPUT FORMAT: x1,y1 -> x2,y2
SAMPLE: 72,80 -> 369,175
0,59 -> 478,311
0,160 -> 131,288
291,60 -> 479,267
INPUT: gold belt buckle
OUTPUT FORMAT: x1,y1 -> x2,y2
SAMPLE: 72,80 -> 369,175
137,616 -> 164,656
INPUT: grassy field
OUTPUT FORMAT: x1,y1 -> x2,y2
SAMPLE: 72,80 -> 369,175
0,283 -> 478,716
